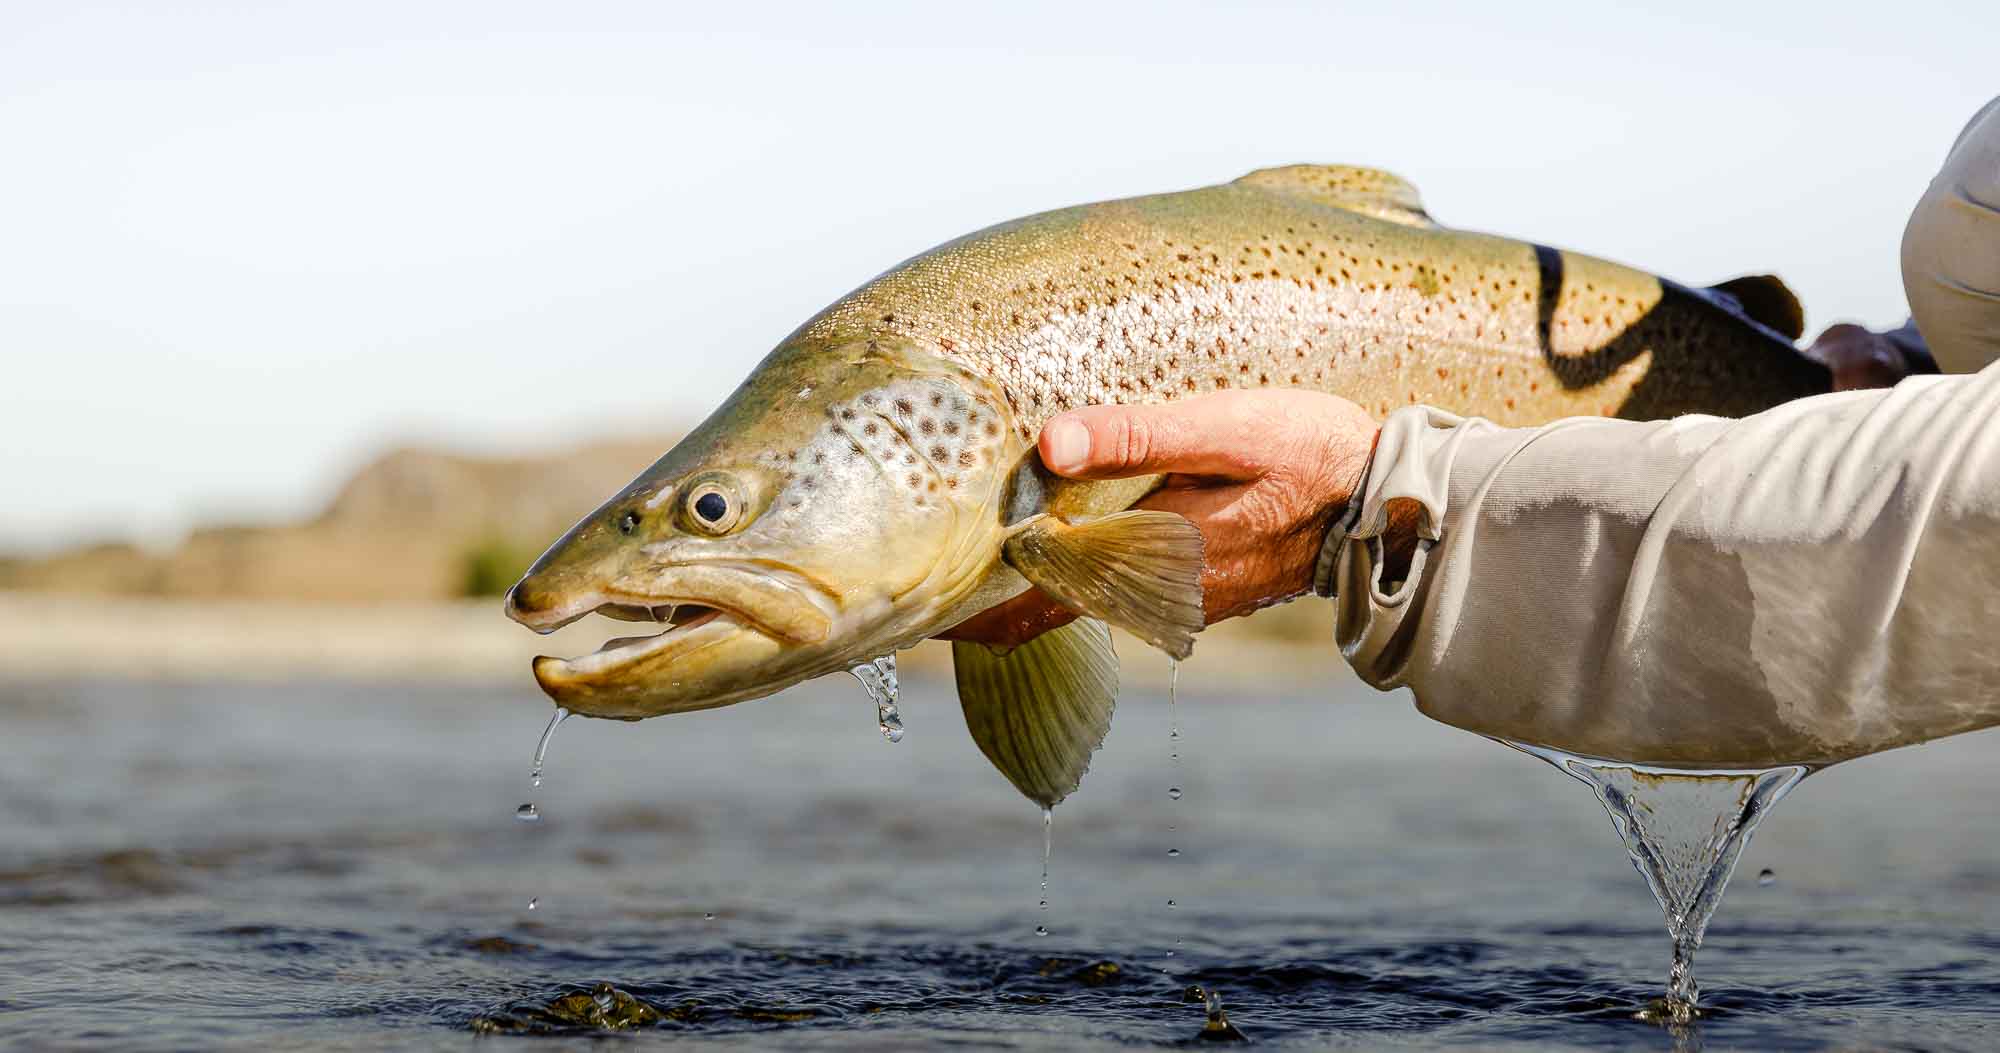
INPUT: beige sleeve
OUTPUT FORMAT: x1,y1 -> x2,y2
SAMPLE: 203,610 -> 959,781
1322,363 -> 2000,768
1902,95 -> 2000,374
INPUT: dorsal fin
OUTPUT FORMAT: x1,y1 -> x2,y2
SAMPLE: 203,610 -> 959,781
1706,274 -> 1805,341
1233,164 -> 1436,228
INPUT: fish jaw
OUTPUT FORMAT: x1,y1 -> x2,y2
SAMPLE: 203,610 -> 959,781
523,559 -> 848,719
531,607 -> 792,720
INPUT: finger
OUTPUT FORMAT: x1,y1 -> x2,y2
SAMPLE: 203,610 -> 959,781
1039,392 -> 1273,481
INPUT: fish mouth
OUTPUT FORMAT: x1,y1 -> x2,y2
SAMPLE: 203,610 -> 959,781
548,602 -> 734,678
517,562 -> 838,720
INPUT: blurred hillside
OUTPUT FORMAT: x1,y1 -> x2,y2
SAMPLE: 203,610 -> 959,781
0,434 -> 1339,686
0,438 -> 675,602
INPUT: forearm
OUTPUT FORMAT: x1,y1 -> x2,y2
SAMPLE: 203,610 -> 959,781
1324,365 -> 2000,767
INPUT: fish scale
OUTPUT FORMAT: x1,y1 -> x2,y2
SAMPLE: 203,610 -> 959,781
801,168 -> 1825,435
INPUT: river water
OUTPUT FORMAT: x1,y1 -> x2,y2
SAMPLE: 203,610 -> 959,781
5,672 -> 1999,1050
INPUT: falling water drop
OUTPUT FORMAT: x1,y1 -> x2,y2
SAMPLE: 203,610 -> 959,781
847,655 -> 904,742
529,706 -> 570,790
1758,868 -> 1777,887
518,708 -> 569,917
1165,657 -> 1185,974
1166,899 -> 1178,909
1035,807 -> 1053,936
704,912 -> 715,921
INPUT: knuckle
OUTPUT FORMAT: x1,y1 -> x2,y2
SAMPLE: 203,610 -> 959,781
1111,414 -> 1150,469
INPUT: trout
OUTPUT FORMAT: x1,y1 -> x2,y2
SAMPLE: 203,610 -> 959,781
505,165 -> 1828,807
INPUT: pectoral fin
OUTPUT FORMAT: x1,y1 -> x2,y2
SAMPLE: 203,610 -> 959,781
954,617 -> 1118,808
1002,511 -> 1205,660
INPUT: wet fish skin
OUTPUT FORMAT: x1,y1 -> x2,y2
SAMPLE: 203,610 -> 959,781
794,164 -> 1825,439
506,165 -> 1828,802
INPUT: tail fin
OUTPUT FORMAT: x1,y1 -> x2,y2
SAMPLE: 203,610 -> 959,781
1707,274 -> 1805,342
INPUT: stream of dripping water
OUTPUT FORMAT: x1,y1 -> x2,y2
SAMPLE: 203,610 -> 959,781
1164,658 -> 1184,971
1506,740 -> 1808,1024
528,707 -> 569,791
1036,808 -> 1052,937
515,707 -> 570,911
846,655 -> 903,743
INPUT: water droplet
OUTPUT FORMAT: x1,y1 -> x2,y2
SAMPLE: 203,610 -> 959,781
526,898 -> 539,911
514,803 -> 541,823
1164,657 -> 1189,978
848,655 -> 905,743
1037,807 -> 1054,929
1758,868 -> 1776,887
704,912 -> 715,920
529,707 -> 569,789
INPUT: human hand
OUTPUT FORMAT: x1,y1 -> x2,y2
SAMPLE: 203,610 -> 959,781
1804,322 -> 1913,391
942,389 -> 1381,650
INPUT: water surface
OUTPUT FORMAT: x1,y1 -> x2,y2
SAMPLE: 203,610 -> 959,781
5,673 -> 1999,1049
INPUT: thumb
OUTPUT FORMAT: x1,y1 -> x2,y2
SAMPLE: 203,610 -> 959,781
1037,394 -> 1266,481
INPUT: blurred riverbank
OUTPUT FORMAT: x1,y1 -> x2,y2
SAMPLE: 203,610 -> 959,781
0,426 -> 1354,694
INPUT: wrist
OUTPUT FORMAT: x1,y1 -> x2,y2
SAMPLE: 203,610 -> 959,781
1312,424 -> 1381,598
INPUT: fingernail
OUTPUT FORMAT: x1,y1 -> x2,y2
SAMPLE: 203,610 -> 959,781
1044,418 -> 1090,473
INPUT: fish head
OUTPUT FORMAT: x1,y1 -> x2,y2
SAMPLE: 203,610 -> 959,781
506,340 -> 1026,719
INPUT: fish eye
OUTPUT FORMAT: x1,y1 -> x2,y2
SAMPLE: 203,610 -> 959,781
617,511 -> 640,535
684,479 -> 743,535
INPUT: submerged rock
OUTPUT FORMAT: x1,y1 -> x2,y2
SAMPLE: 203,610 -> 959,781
470,982 -> 664,1034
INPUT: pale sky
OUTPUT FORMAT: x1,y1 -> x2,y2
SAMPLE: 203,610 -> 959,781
1,1 -> 1991,552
